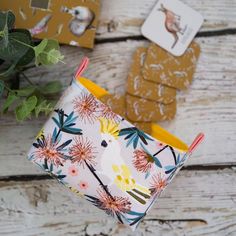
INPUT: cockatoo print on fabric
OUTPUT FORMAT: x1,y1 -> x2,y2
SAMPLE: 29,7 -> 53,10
99,118 -> 151,205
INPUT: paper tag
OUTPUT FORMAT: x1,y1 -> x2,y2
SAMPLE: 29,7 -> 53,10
141,0 -> 203,56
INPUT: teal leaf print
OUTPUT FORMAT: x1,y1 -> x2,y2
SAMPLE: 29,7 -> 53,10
126,210 -> 146,226
57,139 -> 72,151
164,147 -> 187,180
119,127 -> 153,149
52,127 -> 62,143
27,154 -> 34,161
145,171 -> 151,179
53,109 -> 82,136
35,159 -> 67,183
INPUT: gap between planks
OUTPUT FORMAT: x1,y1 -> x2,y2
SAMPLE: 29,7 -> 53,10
0,165 -> 236,182
95,28 -> 236,44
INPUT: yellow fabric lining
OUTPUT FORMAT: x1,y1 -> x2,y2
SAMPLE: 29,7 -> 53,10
77,77 -> 188,152
150,123 -> 188,151
79,77 -> 109,97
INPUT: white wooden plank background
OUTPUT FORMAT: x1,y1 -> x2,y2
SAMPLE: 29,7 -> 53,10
0,169 -> 236,235
1,35 -> 236,176
0,0 -> 236,235
97,0 -> 236,39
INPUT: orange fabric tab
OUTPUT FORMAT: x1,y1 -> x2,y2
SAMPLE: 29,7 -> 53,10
75,57 -> 90,79
188,133 -> 205,154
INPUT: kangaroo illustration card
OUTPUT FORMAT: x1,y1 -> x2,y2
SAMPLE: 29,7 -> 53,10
127,47 -> 176,104
143,42 -> 200,90
141,0 -> 203,56
0,0 -> 100,49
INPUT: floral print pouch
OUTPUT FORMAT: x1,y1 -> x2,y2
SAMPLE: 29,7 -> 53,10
27,58 -> 204,230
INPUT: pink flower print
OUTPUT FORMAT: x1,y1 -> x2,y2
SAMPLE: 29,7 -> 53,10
33,134 -> 66,167
79,180 -> 89,190
69,136 -> 97,168
149,173 -> 168,196
68,165 -> 79,176
133,149 -> 154,173
73,93 -> 99,124
157,142 -> 164,148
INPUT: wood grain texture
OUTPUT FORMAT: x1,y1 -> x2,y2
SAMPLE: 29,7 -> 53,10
0,169 -> 236,236
96,0 -> 236,39
0,1 -> 236,235
0,35 -> 236,176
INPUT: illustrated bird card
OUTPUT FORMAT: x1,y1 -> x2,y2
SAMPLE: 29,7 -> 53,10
0,0 -> 100,49
141,0 -> 203,56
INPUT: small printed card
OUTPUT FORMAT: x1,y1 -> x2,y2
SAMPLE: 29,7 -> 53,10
141,0 -> 203,56
0,0 -> 100,49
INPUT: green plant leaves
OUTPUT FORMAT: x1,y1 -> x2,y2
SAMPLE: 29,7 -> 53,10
0,32 -> 31,62
47,48 -> 64,64
1,20 -> 9,48
35,99 -> 54,117
15,86 -> 36,97
12,80 -> 62,97
34,39 -> 48,59
0,11 -> 14,48
0,11 -> 14,51
2,92 -> 18,113
0,80 -> 4,97
16,46 -> 35,67
0,26 -> 33,75
34,39 -> 64,66
0,10 -> 65,122
0,62 -> 17,78
0,11 -> 15,31
1,81 -> 62,120
40,81 -> 63,95
2,90 -> 56,120
11,29 -> 34,67
15,95 -> 37,121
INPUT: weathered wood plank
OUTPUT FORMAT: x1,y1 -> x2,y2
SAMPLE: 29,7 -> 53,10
0,2 -> 235,236
0,169 -> 235,235
96,0 -> 236,39
0,35 -> 236,176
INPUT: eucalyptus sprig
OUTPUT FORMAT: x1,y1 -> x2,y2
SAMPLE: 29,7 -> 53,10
0,10 -> 65,121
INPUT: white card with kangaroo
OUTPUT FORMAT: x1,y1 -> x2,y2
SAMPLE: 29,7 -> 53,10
141,0 -> 203,56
